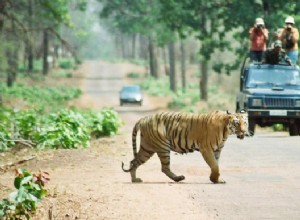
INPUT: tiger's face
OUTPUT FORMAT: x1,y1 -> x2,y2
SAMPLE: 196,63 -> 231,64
228,113 -> 248,139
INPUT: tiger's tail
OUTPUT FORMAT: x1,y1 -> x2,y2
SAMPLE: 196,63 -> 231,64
121,120 -> 141,172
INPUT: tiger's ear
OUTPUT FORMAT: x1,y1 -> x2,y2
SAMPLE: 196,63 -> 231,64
226,110 -> 231,115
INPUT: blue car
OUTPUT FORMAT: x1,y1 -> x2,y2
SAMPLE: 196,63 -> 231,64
119,85 -> 143,106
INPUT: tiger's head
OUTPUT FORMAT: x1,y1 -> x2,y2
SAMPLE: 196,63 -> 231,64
227,110 -> 248,139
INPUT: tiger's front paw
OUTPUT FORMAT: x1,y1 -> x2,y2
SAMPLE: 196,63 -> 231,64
210,175 -> 226,184
216,177 -> 226,184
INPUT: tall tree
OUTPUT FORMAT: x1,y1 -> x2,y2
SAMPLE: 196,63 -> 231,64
0,0 -> 87,83
98,0 -> 176,80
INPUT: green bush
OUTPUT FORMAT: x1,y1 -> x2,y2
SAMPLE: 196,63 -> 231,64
0,81 -> 123,152
127,72 -> 140,79
168,95 -> 188,109
0,169 -> 49,220
0,108 -> 123,152
34,110 -> 90,149
0,82 -> 81,108
59,59 -> 74,69
100,108 -> 123,136
140,76 -> 172,96
53,71 -> 73,78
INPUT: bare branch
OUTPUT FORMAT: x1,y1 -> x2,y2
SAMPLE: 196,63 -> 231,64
0,155 -> 37,172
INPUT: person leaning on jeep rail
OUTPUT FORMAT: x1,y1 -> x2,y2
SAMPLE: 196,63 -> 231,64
249,18 -> 269,62
278,16 -> 299,64
262,40 -> 292,65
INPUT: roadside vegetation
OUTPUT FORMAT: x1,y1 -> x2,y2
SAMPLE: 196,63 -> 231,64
0,169 -> 49,220
0,58 -> 122,219
0,59 -> 122,152
129,71 -> 236,113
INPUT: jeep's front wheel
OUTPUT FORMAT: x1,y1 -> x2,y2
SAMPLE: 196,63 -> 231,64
248,118 -> 256,136
289,123 -> 299,136
235,102 -> 240,113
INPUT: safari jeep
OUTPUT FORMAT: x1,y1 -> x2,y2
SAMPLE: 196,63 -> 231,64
236,61 -> 300,136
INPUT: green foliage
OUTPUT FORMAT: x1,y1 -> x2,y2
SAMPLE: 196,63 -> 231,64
18,60 -> 43,73
0,82 -> 81,108
0,107 -> 123,152
167,89 -> 199,111
140,74 -> 235,113
0,169 -> 49,220
129,59 -> 147,66
59,59 -> 75,69
81,108 -> 123,138
15,110 -> 38,140
0,81 -> 122,152
100,108 -> 123,136
127,72 -> 140,79
52,70 -> 73,78
139,76 -> 173,96
34,110 -> 90,149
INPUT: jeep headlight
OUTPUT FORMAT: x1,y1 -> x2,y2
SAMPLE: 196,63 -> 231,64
252,98 -> 262,106
295,100 -> 300,107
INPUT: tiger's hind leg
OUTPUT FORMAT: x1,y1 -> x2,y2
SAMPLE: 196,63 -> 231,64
130,145 -> 155,183
157,151 -> 185,182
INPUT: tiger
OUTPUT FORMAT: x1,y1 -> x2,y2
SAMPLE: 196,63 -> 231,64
122,110 -> 248,184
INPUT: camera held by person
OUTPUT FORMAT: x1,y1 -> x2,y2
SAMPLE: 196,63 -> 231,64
256,24 -> 264,29
277,16 -> 299,65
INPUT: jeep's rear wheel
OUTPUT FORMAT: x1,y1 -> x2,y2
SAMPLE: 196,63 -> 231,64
248,118 -> 256,136
289,123 -> 299,136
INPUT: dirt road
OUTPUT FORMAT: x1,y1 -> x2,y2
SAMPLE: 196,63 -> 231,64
1,60 -> 300,220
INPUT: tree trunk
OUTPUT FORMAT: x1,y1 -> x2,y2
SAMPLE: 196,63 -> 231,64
162,46 -> 169,76
199,9 -> 208,101
121,33 -> 126,59
27,0 -> 34,72
138,35 -> 147,60
6,48 -> 18,87
200,60 -> 208,100
168,41 -> 176,92
180,39 -> 186,92
6,49 -> 14,87
43,29 -> 49,75
0,0 -> 6,31
114,33 -> 121,58
6,21 -> 18,87
148,36 -> 158,78
132,33 -> 136,59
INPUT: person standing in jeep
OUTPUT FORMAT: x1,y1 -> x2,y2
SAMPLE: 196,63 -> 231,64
249,18 -> 269,62
278,16 -> 299,64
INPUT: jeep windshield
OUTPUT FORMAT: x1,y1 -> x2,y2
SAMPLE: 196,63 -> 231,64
246,66 -> 300,89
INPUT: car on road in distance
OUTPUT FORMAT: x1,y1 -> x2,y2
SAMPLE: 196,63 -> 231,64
119,85 -> 143,106
236,60 -> 300,136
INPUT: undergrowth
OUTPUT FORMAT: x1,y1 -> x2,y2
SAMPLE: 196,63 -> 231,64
0,169 -> 49,220
0,77 -> 123,152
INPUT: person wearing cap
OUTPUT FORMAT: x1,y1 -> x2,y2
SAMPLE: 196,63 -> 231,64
249,18 -> 269,62
278,16 -> 299,64
262,40 -> 292,65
